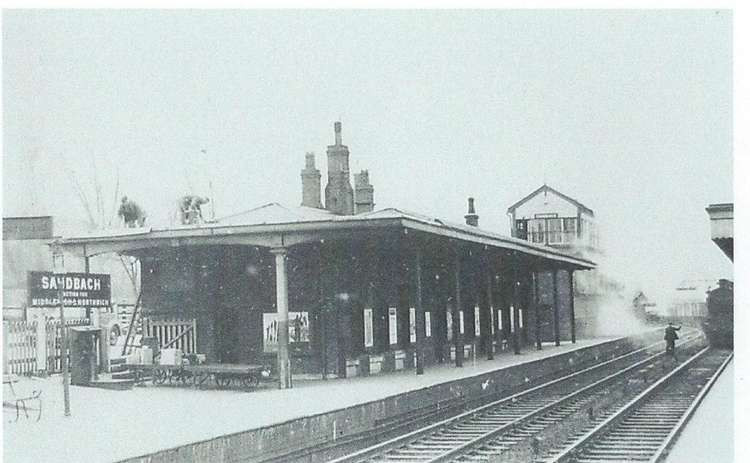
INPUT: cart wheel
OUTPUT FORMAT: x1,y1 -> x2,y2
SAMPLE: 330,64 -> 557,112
242,375 -> 260,389
153,369 -> 167,385
180,372 -> 193,385
215,375 -> 231,388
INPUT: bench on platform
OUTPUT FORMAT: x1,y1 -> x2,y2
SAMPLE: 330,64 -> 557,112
3,374 -> 42,422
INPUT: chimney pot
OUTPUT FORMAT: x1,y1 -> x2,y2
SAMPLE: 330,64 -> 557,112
334,121 -> 342,145
465,197 -> 479,227
305,152 -> 316,169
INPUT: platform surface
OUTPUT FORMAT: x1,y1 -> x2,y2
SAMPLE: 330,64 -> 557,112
3,337 -> 615,463
663,357 -> 733,463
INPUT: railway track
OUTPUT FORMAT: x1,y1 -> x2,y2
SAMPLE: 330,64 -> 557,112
329,332 -> 707,463
546,347 -> 732,463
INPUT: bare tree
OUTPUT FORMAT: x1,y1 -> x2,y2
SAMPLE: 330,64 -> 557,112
64,156 -> 140,297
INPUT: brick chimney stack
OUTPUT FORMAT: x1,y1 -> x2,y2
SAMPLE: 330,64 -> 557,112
324,122 -> 354,215
354,170 -> 375,214
301,152 -> 323,209
465,197 -> 479,227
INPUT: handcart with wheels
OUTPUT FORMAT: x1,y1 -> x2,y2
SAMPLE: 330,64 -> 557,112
128,363 -> 271,389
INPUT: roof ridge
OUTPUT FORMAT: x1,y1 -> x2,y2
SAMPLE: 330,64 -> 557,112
507,184 -> 593,215
216,202 -> 282,222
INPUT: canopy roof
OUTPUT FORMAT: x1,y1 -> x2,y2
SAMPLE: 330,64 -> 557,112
58,203 -> 596,270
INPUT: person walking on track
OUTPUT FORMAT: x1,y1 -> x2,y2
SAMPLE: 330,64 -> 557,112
664,322 -> 682,360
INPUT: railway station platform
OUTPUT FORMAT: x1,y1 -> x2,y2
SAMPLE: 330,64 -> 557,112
663,356 -> 733,463
3,331 -> 664,463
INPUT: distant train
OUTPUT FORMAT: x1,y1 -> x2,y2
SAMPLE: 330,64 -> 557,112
702,279 -> 733,349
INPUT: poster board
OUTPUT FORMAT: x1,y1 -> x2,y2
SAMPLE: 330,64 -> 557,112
263,311 -> 310,352
388,307 -> 398,345
409,307 -> 416,343
474,305 -> 481,336
446,309 -> 453,340
490,306 -> 495,335
364,308 -> 374,347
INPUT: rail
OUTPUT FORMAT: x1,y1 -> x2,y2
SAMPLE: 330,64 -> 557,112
550,347 -> 731,463
329,331 -> 705,463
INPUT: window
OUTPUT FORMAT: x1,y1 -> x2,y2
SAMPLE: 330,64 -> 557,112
530,219 -> 545,243
515,220 -> 528,240
563,218 -> 577,243
548,219 -> 562,244
425,312 -> 432,337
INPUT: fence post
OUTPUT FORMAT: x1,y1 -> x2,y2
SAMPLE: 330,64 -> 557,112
3,322 -> 8,374
36,319 -> 47,375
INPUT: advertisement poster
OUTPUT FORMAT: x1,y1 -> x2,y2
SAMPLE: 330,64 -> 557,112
409,307 -> 416,343
388,307 -> 398,345
474,305 -> 481,336
364,308 -> 374,347
490,307 -> 495,335
446,309 -> 453,341
263,311 -> 309,352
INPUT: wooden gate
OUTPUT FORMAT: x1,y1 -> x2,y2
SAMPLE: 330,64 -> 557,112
143,318 -> 197,354
3,318 -> 89,375
45,319 -> 90,373
5,321 -> 37,375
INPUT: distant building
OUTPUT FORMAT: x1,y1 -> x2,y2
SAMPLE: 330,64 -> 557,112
507,185 -> 622,337
667,280 -> 712,319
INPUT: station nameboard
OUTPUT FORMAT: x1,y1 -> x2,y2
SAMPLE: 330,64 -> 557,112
27,271 -> 111,308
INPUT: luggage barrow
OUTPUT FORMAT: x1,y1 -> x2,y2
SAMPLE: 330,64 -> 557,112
184,364 -> 269,389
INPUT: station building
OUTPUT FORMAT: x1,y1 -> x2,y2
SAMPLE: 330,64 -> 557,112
58,123 -> 595,388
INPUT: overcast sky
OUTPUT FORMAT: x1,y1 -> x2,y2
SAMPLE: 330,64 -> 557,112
2,9 -> 733,304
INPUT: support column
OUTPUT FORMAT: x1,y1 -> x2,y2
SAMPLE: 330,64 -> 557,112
485,269 -> 494,360
512,254 -> 521,355
84,255 -> 91,321
414,245 -> 425,375
553,268 -> 560,347
533,270 -> 542,350
271,247 -> 292,389
569,269 -> 576,344
453,247 -> 464,367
